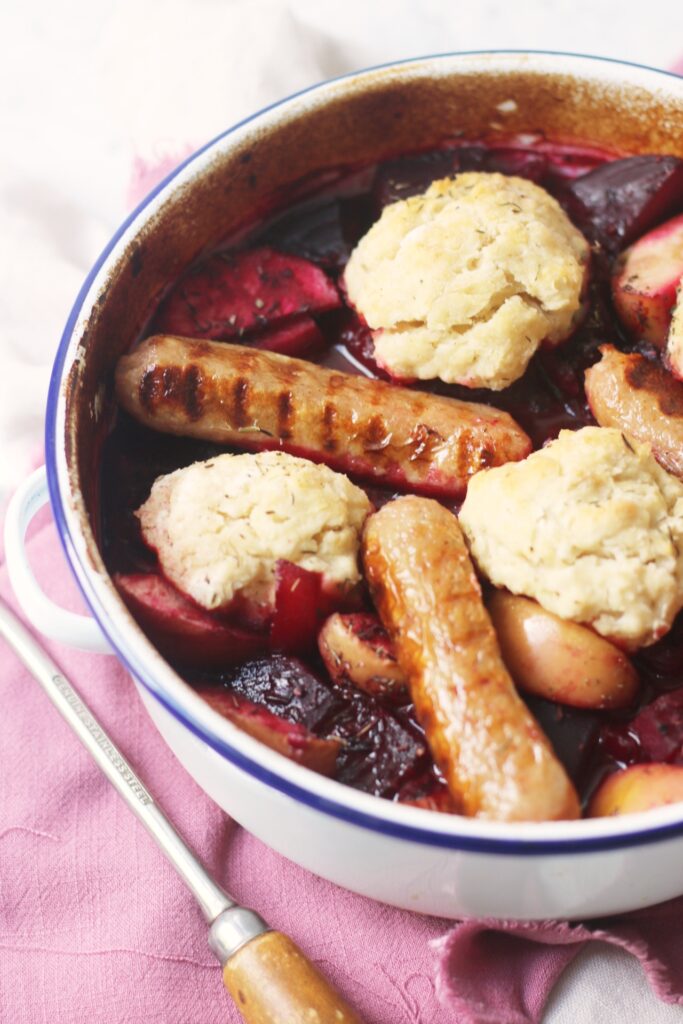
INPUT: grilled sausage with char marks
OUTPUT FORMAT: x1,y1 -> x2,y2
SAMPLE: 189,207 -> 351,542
114,335 -> 531,499
362,496 -> 579,821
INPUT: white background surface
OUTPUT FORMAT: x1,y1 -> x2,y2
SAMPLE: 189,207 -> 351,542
3,1 -> 683,1020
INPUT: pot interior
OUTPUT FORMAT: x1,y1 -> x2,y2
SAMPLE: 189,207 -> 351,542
61,54 -> 683,597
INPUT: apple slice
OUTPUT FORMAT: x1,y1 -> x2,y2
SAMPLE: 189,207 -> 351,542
196,687 -> 341,776
666,284 -> 683,379
250,314 -> 325,359
318,612 -> 407,700
154,246 -> 341,341
114,572 -> 264,668
611,212 -> 683,347
588,764 -> 683,817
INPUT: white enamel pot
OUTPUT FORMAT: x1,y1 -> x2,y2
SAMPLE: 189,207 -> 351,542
7,52 -> 683,921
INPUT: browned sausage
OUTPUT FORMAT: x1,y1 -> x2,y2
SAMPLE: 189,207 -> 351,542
362,496 -> 579,822
585,344 -> 683,478
115,335 -> 531,499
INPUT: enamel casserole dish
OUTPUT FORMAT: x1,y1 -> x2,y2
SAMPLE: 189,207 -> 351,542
8,52 -> 683,921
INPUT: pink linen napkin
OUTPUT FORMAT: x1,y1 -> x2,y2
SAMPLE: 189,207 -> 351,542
4,507 -> 683,1024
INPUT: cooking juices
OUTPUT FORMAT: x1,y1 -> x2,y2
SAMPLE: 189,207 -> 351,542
101,135 -> 683,808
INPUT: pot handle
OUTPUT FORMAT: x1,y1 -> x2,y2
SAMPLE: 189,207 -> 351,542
4,466 -> 112,653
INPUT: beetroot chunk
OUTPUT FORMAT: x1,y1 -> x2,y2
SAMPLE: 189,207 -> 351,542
373,149 -> 460,208
114,573 -> 263,668
262,196 -> 374,269
557,155 -> 683,254
372,145 -> 549,210
629,689 -> 683,764
154,246 -> 341,340
596,689 -> 683,770
197,688 -> 340,775
219,654 -> 342,732
210,654 -> 428,797
326,694 -> 427,797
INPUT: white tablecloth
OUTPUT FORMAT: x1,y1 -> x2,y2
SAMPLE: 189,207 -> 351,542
3,2 -> 682,1020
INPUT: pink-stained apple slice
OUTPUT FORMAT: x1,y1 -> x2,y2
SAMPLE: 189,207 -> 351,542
487,590 -> 639,710
318,612 -> 407,700
251,315 -> 325,359
154,246 -> 341,340
114,572 -> 263,668
612,213 -> 683,347
588,764 -> 683,817
197,687 -> 341,775
269,562 -> 324,656
666,284 -> 683,379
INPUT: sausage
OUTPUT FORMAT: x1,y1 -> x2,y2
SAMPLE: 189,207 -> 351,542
115,335 -> 531,499
362,496 -> 579,821
585,345 -> 683,478
320,594 -> 640,711
487,591 -> 639,710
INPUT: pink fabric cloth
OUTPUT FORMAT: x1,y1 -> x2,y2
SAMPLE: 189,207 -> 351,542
4,504 -> 683,1024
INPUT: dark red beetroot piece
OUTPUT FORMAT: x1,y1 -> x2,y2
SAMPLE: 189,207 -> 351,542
328,693 -> 428,797
370,138 -> 612,211
209,654 -> 428,797
556,155 -> 683,255
154,246 -> 341,340
218,654 -> 343,730
372,145 -> 553,209
114,573 -> 263,668
630,689 -> 683,764
197,687 -> 341,776
251,315 -> 325,359
599,689 -> 683,768
261,195 -> 374,269
373,148 -> 461,208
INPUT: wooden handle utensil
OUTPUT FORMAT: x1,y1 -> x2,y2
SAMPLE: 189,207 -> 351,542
0,596 -> 365,1023
223,930 -> 363,1022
